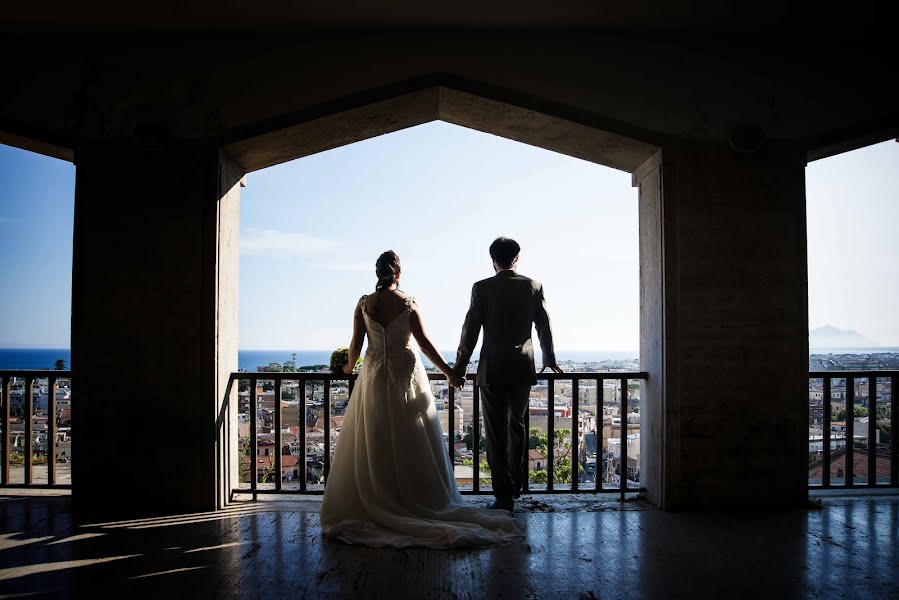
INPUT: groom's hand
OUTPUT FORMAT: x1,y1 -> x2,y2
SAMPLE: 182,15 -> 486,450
447,373 -> 466,388
540,363 -> 564,374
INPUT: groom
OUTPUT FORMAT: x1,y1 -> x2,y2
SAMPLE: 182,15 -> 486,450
452,237 -> 561,512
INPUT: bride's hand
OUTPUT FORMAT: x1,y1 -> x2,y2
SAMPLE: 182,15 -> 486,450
447,373 -> 465,388
341,362 -> 354,376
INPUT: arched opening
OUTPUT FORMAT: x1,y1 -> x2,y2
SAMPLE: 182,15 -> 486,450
221,86 -> 661,503
234,119 -> 640,495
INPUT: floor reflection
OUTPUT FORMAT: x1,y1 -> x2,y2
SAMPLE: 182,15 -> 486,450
0,492 -> 896,598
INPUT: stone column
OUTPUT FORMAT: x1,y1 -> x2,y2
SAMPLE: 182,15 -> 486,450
71,144 -> 242,518
636,142 -> 809,510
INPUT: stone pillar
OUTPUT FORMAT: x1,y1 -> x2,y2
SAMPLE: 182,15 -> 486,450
636,142 -> 809,510
71,144 -> 242,518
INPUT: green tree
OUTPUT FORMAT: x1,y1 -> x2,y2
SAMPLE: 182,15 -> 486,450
877,424 -> 892,444
527,427 -> 582,485
238,438 -> 251,484
461,457 -> 491,484
529,469 -> 548,484
834,405 -> 869,421
53,359 -> 66,371
463,427 -> 487,452
528,426 -> 543,450
260,455 -> 276,483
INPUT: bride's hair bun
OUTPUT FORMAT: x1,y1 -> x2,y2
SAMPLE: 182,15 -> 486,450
375,250 -> 401,291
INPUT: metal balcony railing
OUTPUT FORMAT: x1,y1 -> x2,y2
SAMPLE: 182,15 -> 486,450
808,371 -> 899,489
0,370 -> 72,488
4,368 -> 896,494
227,371 -> 648,500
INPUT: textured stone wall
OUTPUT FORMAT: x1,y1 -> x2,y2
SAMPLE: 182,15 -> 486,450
71,145 -> 241,518
638,143 -> 809,509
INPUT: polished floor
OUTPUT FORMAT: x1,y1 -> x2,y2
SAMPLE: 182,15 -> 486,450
0,490 -> 897,599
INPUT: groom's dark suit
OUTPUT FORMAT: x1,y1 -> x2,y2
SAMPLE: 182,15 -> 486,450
453,269 -> 556,503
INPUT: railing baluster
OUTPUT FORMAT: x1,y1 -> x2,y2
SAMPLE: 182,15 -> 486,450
846,376 -> 855,487
523,384 -> 530,495
447,384 -> 455,463
572,377 -> 579,492
1,377 -> 8,485
48,376 -> 57,486
596,378 -> 602,492
891,374 -> 898,486
300,375 -> 307,492
473,382 -> 480,494
823,376 -> 831,487
620,377 -> 627,500
274,375 -> 283,492
250,378 -> 258,500
868,375 -> 877,487
225,369 -> 674,498
547,376 -> 554,491
24,377 -> 33,485
324,379 -> 331,483
226,380 -> 232,502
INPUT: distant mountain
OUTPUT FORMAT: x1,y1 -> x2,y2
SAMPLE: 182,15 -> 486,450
810,325 -> 879,349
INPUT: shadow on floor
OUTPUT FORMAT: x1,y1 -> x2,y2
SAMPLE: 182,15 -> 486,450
1,491 -> 897,599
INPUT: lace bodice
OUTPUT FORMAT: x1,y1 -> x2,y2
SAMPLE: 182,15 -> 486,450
359,295 -> 420,382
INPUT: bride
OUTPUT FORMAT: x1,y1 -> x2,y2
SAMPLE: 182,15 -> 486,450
320,250 -> 524,548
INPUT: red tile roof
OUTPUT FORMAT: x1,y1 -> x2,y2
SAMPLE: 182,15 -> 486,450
808,447 -> 891,480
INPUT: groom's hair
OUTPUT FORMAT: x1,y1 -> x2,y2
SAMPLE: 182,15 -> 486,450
489,237 -> 520,269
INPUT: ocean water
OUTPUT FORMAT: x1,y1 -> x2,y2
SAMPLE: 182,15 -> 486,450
237,349 -> 640,372
3,347 -> 896,372
0,348 -> 71,370
0,348 -> 639,371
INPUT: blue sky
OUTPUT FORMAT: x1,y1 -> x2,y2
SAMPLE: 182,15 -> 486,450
239,122 -> 637,350
806,141 -> 899,346
1,126 -> 897,349
0,146 -> 74,347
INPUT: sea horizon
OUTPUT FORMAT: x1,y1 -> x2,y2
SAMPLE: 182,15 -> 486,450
3,346 -> 899,371
0,347 -> 643,371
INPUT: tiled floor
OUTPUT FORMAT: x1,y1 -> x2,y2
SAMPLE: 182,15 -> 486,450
0,491 -> 897,598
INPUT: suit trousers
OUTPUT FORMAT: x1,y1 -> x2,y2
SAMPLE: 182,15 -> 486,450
479,384 -> 531,501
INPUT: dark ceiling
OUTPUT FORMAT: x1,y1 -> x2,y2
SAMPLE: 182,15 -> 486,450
0,3 -> 896,163
1,1 -> 886,34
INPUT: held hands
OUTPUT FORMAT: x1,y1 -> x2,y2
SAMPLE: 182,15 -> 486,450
540,363 -> 564,374
447,373 -> 466,388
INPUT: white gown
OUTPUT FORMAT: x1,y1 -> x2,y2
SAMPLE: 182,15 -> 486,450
320,295 -> 524,548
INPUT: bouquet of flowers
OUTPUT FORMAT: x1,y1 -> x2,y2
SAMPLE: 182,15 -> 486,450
330,348 -> 349,374
330,348 -> 363,374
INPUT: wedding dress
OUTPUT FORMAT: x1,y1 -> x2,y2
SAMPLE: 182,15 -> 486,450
320,295 -> 524,548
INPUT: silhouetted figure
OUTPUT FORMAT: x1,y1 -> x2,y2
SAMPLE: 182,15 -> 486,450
320,250 -> 523,548
453,237 -> 561,512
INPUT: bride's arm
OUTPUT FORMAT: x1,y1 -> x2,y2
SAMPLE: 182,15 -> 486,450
409,302 -> 460,383
342,301 -> 366,375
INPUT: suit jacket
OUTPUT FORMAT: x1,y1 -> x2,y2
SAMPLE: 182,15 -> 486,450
453,270 -> 556,386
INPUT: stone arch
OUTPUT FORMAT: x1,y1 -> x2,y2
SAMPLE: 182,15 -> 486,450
220,85 -> 664,506
222,86 -> 659,174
